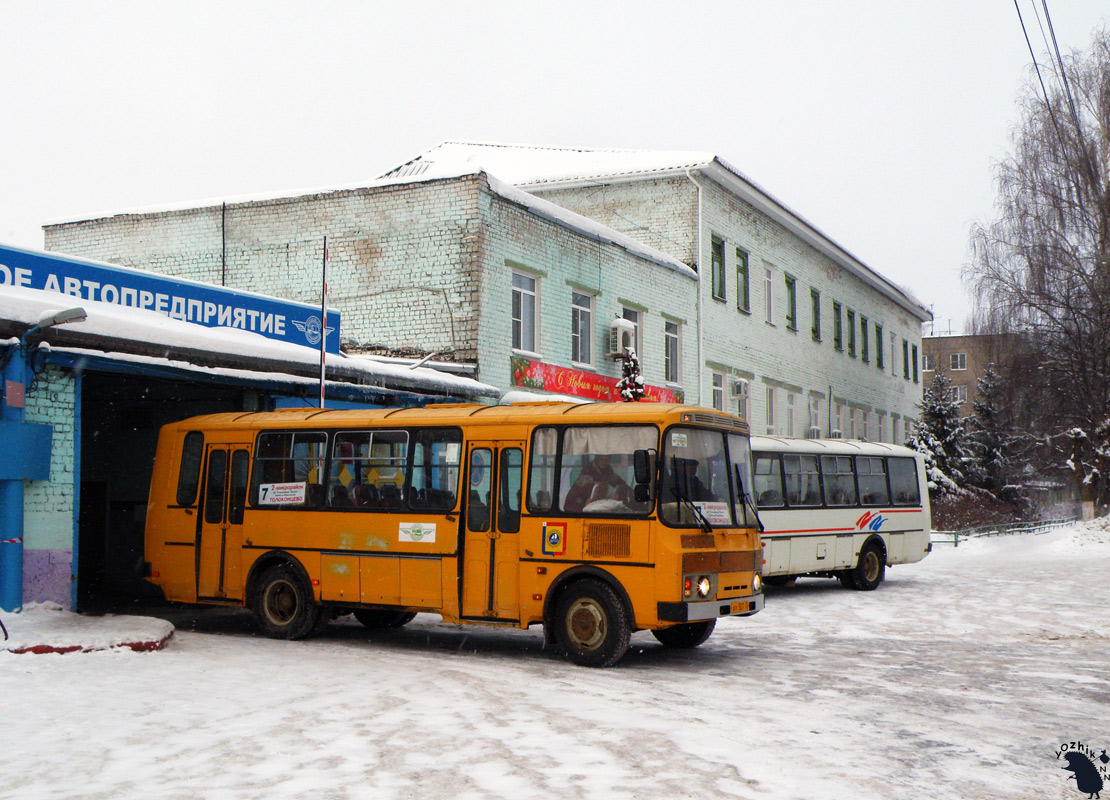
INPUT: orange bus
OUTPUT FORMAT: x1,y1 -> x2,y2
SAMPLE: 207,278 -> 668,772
143,402 -> 764,666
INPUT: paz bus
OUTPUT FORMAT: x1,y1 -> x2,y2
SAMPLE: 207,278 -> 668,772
750,436 -> 931,589
143,402 -> 765,667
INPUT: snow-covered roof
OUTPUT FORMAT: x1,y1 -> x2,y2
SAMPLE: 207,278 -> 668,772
0,285 -> 499,401
383,142 -> 931,322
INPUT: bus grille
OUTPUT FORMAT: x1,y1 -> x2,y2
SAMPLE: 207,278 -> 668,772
585,523 -> 631,558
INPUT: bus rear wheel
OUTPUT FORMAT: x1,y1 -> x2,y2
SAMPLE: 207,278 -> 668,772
848,541 -> 886,591
554,579 -> 631,668
252,564 -> 322,639
353,609 -> 417,629
651,619 -> 716,649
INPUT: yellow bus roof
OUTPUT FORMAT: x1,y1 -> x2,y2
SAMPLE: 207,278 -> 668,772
165,402 -> 750,434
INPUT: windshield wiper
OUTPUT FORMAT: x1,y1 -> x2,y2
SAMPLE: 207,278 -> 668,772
733,463 -> 764,533
670,456 -> 713,533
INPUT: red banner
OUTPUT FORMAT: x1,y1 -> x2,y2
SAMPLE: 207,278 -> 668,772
510,356 -> 683,403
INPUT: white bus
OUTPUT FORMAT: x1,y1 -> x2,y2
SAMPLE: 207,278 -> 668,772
750,436 -> 932,590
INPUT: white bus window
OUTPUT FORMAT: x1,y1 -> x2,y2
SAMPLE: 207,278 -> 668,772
856,457 -> 890,506
820,455 -> 857,506
888,457 -> 921,505
783,454 -> 821,507
753,455 -> 784,508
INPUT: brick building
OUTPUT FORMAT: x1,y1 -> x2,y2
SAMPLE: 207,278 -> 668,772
45,142 -> 932,442
921,333 -> 1024,417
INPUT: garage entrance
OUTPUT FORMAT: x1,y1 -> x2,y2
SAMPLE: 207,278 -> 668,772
76,372 -> 253,611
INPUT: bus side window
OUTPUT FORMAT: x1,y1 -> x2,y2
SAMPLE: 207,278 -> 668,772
856,456 -> 890,506
410,429 -> 462,511
229,450 -> 250,524
820,455 -> 857,506
528,427 -> 558,512
468,448 -> 491,531
498,448 -> 523,533
783,453 -> 821,507
753,454 -> 784,508
888,457 -> 921,505
176,431 -> 205,506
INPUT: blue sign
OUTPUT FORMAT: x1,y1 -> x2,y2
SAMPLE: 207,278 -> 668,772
0,243 -> 340,354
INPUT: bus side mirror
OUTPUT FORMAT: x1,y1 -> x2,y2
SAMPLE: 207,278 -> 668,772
633,449 -> 654,485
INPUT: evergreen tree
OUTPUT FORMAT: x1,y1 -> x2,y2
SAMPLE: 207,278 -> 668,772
909,373 -> 974,493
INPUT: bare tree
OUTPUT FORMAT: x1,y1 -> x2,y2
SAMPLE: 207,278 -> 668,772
966,25 -> 1110,505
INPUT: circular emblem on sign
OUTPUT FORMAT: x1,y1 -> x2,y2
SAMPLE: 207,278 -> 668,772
409,524 -> 427,541
301,315 -> 323,345
548,530 -> 561,546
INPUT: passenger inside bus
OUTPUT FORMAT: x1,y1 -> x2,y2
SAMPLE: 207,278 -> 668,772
563,454 -> 632,512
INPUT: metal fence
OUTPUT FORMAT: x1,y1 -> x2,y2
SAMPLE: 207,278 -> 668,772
930,518 -> 1078,547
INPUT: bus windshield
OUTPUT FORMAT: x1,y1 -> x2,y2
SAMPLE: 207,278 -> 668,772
660,426 -> 758,528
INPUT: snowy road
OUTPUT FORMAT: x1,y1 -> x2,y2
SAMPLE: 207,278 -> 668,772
4,525 -> 1108,800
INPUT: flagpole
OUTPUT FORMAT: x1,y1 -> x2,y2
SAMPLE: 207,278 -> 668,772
320,236 -> 328,409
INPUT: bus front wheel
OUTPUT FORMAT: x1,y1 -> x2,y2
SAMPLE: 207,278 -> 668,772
554,579 -> 631,668
848,542 -> 886,591
651,619 -> 716,649
252,564 -> 323,639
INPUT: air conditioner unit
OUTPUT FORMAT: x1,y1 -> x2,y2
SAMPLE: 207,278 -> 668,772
730,380 -> 749,398
607,318 -> 636,359
807,426 -> 822,439
830,429 -> 843,439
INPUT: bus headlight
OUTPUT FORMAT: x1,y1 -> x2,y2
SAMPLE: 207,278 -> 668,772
696,576 -> 712,598
752,574 -> 762,594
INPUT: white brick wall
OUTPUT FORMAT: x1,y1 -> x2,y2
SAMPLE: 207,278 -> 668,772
23,366 -> 77,550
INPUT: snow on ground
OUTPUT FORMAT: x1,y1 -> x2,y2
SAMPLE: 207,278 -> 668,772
2,523 -> 1108,800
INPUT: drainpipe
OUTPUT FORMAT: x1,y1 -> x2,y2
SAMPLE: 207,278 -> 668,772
685,170 -> 704,406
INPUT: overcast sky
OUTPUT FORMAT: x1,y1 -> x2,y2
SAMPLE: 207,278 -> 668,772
2,1 -> 1107,334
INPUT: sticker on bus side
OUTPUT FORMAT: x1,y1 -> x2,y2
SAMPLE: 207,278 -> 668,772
542,521 -> 567,556
258,482 -> 308,505
399,522 -> 436,543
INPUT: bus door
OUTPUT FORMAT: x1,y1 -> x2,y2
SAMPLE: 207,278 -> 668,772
461,442 -> 524,620
197,443 -> 251,600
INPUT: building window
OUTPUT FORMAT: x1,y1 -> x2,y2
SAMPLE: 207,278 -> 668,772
786,393 -> 797,437
811,289 -> 821,341
511,271 -> 538,353
912,344 -> 919,383
902,339 -> 910,379
847,310 -> 856,357
923,353 -> 934,371
891,332 -> 898,376
766,386 -> 776,435
570,291 -> 593,365
876,323 -> 884,370
711,372 -> 725,411
850,409 -> 858,439
785,275 -> 797,331
832,302 -> 843,350
664,320 -> 681,384
621,307 -> 642,359
861,316 -> 869,363
764,267 -> 774,323
711,235 -> 726,302
951,385 -> 968,404
862,412 -> 870,442
808,396 -> 822,437
951,352 -> 967,370
736,248 -> 750,313
735,378 -> 750,420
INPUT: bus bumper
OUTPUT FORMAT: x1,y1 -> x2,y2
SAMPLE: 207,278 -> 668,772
657,592 -> 764,623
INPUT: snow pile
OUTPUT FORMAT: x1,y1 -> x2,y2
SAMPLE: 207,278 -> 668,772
0,602 -> 174,654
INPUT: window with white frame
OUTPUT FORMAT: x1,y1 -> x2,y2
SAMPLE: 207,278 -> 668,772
570,291 -> 593,365
766,386 -> 776,434
621,307 -> 642,359
711,235 -> 726,301
862,412 -> 870,441
850,408 -> 858,439
951,352 -> 967,370
664,320 -> 681,384
735,378 -> 750,420
764,267 -> 774,323
786,392 -> 796,437
711,372 -> 725,411
922,353 -> 935,371
511,271 -> 538,353
951,385 -> 968,404
809,396 -> 822,436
